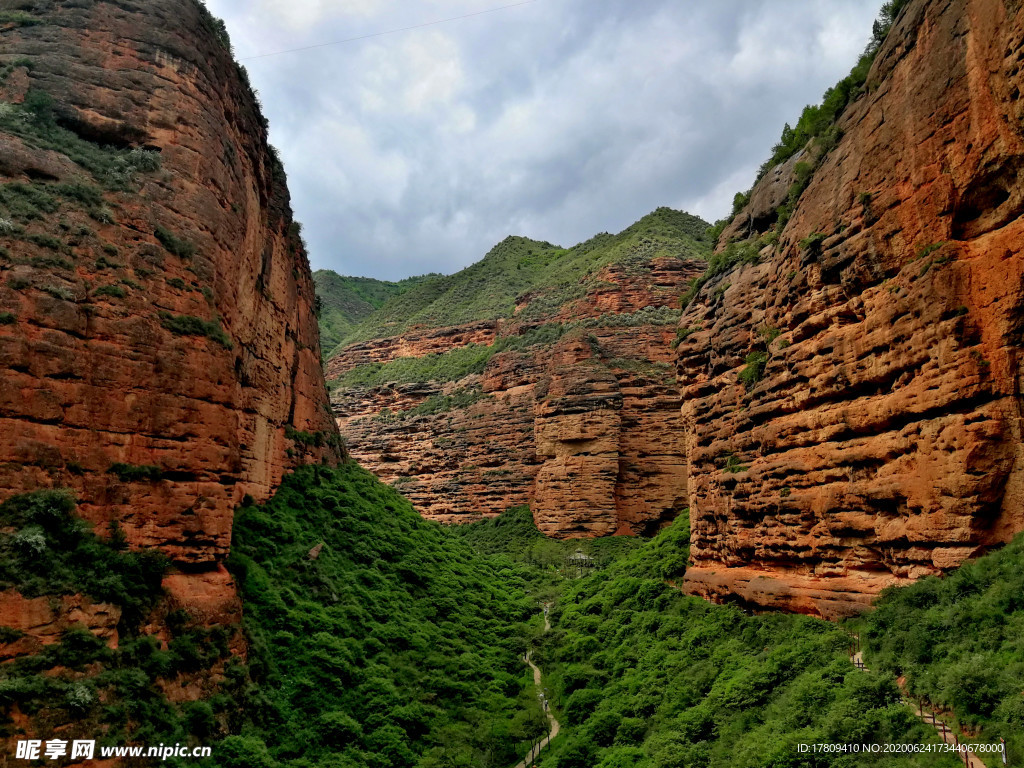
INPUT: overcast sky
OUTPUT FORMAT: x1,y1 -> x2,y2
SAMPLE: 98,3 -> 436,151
204,0 -> 883,280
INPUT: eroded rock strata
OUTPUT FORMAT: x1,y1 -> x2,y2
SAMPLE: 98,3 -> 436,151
679,0 -> 1024,618
332,257 -> 702,536
0,0 -> 341,617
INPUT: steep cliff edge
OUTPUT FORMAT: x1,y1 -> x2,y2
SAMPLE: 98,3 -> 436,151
679,0 -> 1024,618
325,210 -> 708,536
0,0 -> 341,620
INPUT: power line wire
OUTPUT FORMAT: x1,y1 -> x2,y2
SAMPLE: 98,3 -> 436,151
239,0 -> 538,61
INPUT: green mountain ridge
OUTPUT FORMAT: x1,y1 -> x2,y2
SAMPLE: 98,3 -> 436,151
314,272 -> 439,355
318,207 -> 712,354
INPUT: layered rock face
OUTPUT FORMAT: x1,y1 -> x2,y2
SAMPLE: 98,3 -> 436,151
332,257 -> 702,536
0,0 -> 341,616
679,0 -> 1024,618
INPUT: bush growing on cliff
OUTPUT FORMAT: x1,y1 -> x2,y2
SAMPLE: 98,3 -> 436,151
0,10 -> 43,26
757,0 -> 912,179
159,311 -> 233,349
155,226 -> 197,259
737,350 -> 769,389
379,386 -> 489,421
0,490 -> 167,629
108,463 -> 163,482
0,91 -> 162,192
680,238 -> 760,307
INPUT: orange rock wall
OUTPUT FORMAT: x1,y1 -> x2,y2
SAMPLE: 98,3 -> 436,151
333,258 -> 702,536
678,0 -> 1024,618
0,0 -> 341,611
327,321 -> 499,378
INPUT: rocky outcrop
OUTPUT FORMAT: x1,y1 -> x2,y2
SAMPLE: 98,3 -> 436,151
0,0 -> 341,611
0,592 -> 121,661
679,0 -> 1024,617
333,257 -> 702,536
327,321 -> 499,378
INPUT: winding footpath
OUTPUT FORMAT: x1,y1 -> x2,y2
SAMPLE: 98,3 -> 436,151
852,649 -> 989,768
513,605 -> 559,768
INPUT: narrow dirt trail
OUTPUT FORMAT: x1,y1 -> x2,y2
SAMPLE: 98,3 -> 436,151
512,605 -> 559,768
853,649 -> 989,768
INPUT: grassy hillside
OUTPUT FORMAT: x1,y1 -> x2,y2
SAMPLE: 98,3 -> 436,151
314,272 -> 437,355
529,516 -> 962,768
2,467 -> 1020,768
331,207 -> 711,348
328,307 -> 677,393
858,534 -> 1024,764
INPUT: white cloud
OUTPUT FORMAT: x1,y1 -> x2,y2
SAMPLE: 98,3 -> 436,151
252,0 -> 391,32
204,0 -> 886,279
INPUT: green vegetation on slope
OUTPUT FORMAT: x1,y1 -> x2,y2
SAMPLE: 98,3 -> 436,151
755,1 -> 912,180
859,533 -> 1024,764
2,466 -> 1020,768
0,491 -> 236,755
332,208 -> 709,348
0,491 -> 167,631
314,271 -> 438,355
452,504 -> 646,604
0,468 -> 548,768
331,307 -> 679,392
693,2 -> 918,307
224,463 -> 546,768
522,514 -> 960,768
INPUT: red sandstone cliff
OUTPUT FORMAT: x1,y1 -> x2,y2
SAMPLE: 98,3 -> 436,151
679,0 -> 1024,618
330,256 -> 703,537
0,0 -> 341,622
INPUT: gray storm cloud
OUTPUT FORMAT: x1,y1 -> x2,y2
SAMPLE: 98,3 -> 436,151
205,0 -> 883,280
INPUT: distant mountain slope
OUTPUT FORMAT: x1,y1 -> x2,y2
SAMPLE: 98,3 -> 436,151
313,271 -> 437,355
322,208 -> 711,535
331,207 -> 710,346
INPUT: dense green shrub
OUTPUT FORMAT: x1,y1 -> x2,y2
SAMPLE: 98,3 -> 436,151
859,534 -> 1024,763
54,183 -> 105,208
532,516 -> 958,768
26,233 -> 63,250
737,350 -> 769,389
155,227 -> 196,259
0,490 -> 167,628
227,464 -> 546,767
0,182 -> 58,221
94,284 -> 127,299
0,10 -> 43,26
108,463 -> 163,482
159,311 -> 232,348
